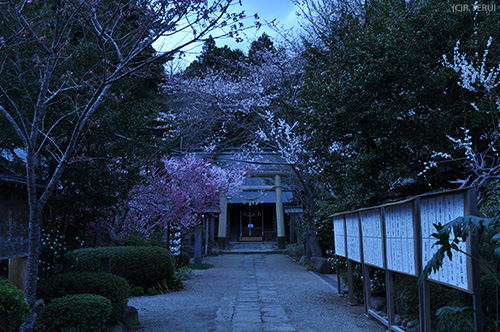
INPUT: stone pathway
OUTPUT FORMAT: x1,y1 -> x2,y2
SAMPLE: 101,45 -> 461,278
129,254 -> 386,332
228,255 -> 295,332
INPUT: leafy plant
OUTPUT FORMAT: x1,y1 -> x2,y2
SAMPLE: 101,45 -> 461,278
326,251 -> 385,302
394,275 -> 419,318
419,215 -> 500,287
121,235 -> 152,247
0,277 -> 31,331
419,215 -> 500,331
286,243 -> 305,260
315,217 -> 334,254
176,251 -> 191,267
435,306 -> 475,332
188,263 -> 214,270
144,273 -> 185,295
39,228 -> 85,277
129,286 -> 145,297
326,252 -> 364,302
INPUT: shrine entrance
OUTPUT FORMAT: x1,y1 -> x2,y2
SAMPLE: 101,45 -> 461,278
216,166 -> 291,249
228,203 -> 276,242
241,205 -> 263,241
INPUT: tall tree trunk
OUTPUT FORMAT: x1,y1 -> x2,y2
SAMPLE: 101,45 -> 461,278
304,189 -> 322,258
21,151 -> 42,331
21,213 -> 41,331
109,204 -> 130,245
291,166 -> 322,258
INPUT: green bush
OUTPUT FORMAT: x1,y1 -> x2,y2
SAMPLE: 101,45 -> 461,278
0,277 -> 30,331
434,306 -> 474,332
129,286 -> 145,297
176,251 -> 191,267
286,243 -> 305,259
394,274 -> 419,317
37,272 -> 129,323
326,253 -> 364,302
66,246 -> 174,289
121,235 -> 151,247
38,294 -> 111,332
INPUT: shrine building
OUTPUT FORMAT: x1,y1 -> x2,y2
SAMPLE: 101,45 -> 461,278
214,152 -> 297,249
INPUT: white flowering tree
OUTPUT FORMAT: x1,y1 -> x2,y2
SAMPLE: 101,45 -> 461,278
256,110 -> 323,257
420,39 -> 500,313
419,37 -> 500,207
162,37 -> 323,256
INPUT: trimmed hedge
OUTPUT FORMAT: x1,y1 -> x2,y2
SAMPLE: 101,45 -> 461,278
38,294 -> 112,332
66,246 -> 174,289
0,277 -> 30,331
37,272 -> 129,323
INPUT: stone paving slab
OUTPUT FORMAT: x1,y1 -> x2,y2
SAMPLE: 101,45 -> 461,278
221,241 -> 285,254
229,255 -> 296,332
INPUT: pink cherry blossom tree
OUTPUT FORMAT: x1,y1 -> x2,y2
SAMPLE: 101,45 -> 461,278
119,154 -> 244,239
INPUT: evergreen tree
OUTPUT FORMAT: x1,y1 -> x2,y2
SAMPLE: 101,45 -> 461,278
184,36 -> 246,76
248,33 -> 276,64
299,0 -> 500,210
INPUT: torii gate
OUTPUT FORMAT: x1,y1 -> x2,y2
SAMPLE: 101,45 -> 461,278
217,171 -> 288,249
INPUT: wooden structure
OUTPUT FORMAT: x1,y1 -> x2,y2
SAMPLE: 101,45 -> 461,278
216,153 -> 293,249
0,171 -> 30,291
332,188 -> 482,332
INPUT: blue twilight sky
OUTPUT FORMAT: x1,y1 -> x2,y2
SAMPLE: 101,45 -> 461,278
222,0 -> 300,49
154,0 -> 301,66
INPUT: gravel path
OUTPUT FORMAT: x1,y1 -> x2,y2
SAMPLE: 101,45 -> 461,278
128,254 -> 385,332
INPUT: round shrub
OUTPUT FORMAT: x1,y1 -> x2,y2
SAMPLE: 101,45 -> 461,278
38,294 -> 112,332
66,246 -> 174,289
0,277 -> 30,331
37,272 -> 129,323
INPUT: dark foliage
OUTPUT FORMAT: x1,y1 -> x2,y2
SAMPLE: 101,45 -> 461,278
37,294 -> 112,332
0,277 -> 30,332
184,35 -> 246,76
300,0 -> 500,211
66,246 -> 174,289
37,272 -> 129,324
176,251 -> 191,267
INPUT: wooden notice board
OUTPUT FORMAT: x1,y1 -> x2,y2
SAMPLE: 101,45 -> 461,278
420,191 -> 471,292
345,213 -> 361,263
360,208 -> 384,269
385,202 -> 416,276
333,215 -> 346,258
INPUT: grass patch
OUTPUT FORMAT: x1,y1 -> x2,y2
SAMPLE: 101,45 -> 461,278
188,263 -> 213,270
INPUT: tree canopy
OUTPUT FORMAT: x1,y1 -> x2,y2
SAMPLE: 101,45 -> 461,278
298,0 -> 500,210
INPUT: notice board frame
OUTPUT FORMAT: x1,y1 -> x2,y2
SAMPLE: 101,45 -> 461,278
331,188 -> 481,331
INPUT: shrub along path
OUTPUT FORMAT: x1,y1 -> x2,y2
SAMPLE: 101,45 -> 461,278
128,254 -> 385,332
